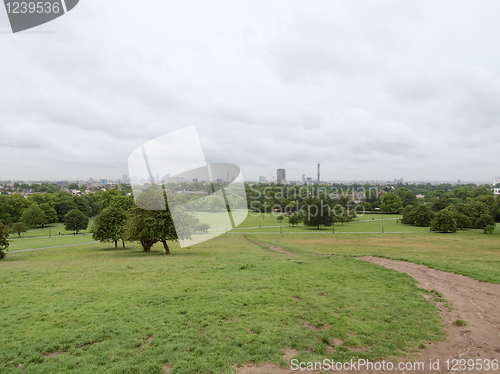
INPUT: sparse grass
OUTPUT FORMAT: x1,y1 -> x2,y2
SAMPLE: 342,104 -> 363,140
454,320 -> 468,327
0,235 -> 445,373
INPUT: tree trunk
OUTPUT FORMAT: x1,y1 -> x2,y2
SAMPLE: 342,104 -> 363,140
114,240 -> 118,249
122,239 -> 125,248
162,240 -> 171,255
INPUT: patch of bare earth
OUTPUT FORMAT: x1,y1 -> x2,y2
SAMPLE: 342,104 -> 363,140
237,257 -> 500,373
356,256 -> 500,373
162,364 -> 172,374
245,236 -> 293,255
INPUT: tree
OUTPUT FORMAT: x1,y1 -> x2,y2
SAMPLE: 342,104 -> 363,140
21,203 -> 46,229
0,222 -> 10,258
56,196 -> 78,222
68,183 -> 79,190
430,208 -> 457,233
91,207 -> 127,249
413,205 -> 434,227
277,214 -> 285,222
7,194 -> 30,223
288,214 -> 300,226
401,205 -> 416,225
300,199 -> 333,229
380,193 -> 403,214
39,203 -> 58,225
11,222 -> 28,238
475,214 -> 495,231
195,222 -> 210,233
396,187 -> 417,207
126,188 -> 196,253
64,209 -> 89,234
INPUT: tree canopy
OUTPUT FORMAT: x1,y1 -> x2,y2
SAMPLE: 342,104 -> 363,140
0,222 -> 9,259
91,207 -> 127,249
64,209 -> 89,234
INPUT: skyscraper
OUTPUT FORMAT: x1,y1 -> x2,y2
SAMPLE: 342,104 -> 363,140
277,169 -> 286,184
317,164 -> 320,182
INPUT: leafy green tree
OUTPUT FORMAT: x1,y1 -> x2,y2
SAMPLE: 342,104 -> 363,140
91,207 -> 127,249
453,187 -> 469,202
380,193 -> 403,214
68,183 -> 79,190
430,208 -> 457,233
0,195 -> 12,224
195,222 -> 210,233
401,205 -> 416,225
11,222 -> 28,238
471,201 -> 491,225
364,188 -> 379,205
109,195 -> 135,211
277,214 -> 285,222
475,214 -> 495,231
21,203 -> 46,229
413,205 -> 434,227
46,184 -> 60,194
300,199 -> 333,229
126,188 -> 196,253
55,196 -> 78,222
396,187 -> 417,207
0,222 -> 10,259
7,194 -> 30,223
39,203 -> 58,225
288,214 -> 300,226
73,195 -> 92,217
64,209 -> 89,234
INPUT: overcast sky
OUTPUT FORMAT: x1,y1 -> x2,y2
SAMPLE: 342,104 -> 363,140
1,1 -> 500,183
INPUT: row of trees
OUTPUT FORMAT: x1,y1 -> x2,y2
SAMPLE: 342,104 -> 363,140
275,198 -> 358,229
91,188 -> 205,253
402,202 -> 496,233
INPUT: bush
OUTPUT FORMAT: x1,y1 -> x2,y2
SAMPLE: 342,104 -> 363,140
430,208 -> 457,233
484,224 -> 495,234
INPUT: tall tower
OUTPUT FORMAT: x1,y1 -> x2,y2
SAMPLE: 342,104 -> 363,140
317,163 -> 320,182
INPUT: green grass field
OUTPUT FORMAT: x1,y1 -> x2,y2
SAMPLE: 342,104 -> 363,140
1,211 -> 499,373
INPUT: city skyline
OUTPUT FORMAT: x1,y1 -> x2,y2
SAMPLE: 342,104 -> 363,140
1,2 -> 500,182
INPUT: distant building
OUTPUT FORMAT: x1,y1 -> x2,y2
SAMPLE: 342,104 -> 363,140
306,177 -> 312,185
99,179 -> 108,185
277,169 -> 286,184
302,174 -> 306,183
193,178 -> 198,183
259,176 -> 266,183
317,164 -> 320,182
216,178 -> 223,184
123,174 -> 128,183
494,188 -> 500,197
493,177 -> 500,186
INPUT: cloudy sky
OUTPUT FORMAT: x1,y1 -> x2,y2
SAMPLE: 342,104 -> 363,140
1,1 -> 500,183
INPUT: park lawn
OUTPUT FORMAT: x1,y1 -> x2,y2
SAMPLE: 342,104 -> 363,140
251,230 -> 500,284
0,234 -> 445,374
9,222 -> 93,239
231,214 -> 427,234
5,234 -> 96,252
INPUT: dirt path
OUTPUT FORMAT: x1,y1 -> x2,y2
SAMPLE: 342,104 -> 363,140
237,256 -> 500,374
245,236 -> 294,254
